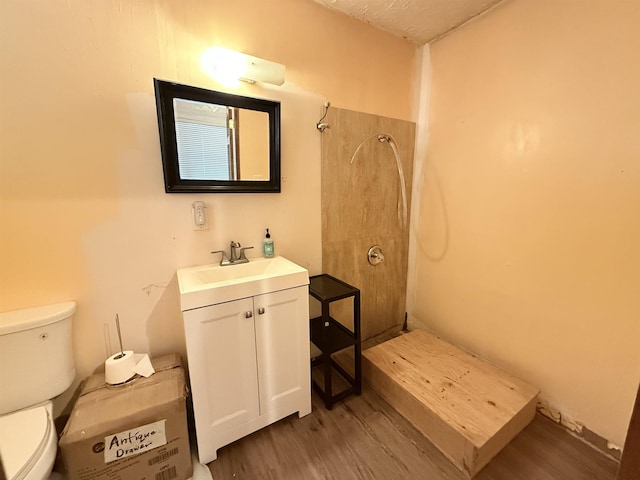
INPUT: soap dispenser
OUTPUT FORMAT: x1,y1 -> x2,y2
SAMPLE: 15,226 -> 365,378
263,228 -> 274,258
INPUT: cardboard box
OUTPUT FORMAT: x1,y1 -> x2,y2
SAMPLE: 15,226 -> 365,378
59,354 -> 192,480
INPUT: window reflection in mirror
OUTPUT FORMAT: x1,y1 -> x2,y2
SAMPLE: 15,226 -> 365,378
173,99 -> 270,181
154,79 -> 280,193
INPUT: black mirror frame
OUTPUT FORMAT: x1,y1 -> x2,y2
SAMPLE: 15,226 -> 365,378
154,78 -> 281,193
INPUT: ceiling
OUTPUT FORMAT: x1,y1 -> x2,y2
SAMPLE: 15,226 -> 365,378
312,0 -> 506,45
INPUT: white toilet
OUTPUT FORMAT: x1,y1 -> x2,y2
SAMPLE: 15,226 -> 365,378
0,302 -> 76,480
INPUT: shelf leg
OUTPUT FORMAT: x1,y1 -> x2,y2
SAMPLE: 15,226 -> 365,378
322,301 -> 333,409
354,292 -> 362,395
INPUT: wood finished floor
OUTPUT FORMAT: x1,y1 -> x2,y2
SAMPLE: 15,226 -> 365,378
207,386 -> 618,480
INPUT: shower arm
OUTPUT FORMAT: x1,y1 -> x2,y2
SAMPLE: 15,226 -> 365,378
316,101 -> 331,132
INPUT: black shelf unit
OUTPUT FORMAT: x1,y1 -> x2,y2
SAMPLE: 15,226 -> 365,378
309,274 -> 361,409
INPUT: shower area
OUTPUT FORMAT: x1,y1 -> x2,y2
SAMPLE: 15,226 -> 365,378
319,107 -> 416,341
317,107 -> 540,478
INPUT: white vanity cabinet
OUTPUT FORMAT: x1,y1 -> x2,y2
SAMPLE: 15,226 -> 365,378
183,285 -> 311,463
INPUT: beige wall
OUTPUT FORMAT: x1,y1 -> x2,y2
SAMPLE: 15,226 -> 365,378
408,0 -> 640,446
0,0 -> 417,412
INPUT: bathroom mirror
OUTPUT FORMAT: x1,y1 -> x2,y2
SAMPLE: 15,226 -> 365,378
154,79 -> 281,193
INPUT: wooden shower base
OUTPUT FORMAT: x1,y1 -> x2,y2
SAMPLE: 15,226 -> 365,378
362,329 -> 539,478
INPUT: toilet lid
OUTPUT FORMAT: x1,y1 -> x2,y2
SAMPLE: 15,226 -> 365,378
0,406 -> 51,480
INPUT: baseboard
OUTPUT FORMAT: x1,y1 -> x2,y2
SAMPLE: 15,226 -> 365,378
536,398 -> 621,462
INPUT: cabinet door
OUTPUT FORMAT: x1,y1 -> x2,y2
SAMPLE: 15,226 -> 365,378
183,298 -> 259,447
254,286 -> 310,414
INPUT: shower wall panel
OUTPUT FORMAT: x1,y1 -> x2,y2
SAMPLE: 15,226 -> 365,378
321,108 -> 415,339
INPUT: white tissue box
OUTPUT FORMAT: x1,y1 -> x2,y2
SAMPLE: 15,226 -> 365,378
58,354 -> 192,480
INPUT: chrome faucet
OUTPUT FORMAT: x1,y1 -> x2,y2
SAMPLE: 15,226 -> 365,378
211,241 -> 253,266
229,241 -> 241,262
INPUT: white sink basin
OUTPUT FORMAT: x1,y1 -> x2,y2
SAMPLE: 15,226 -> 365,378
177,256 -> 309,311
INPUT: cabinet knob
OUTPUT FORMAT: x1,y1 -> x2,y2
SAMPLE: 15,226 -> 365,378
245,311 -> 253,318
258,307 -> 265,315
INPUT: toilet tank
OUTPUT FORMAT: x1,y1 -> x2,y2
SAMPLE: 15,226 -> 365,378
0,302 -> 76,415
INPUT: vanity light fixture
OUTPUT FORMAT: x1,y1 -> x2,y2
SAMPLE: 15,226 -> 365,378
200,46 -> 285,86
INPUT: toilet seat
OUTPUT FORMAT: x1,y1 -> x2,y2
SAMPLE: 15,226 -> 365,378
0,405 -> 55,480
